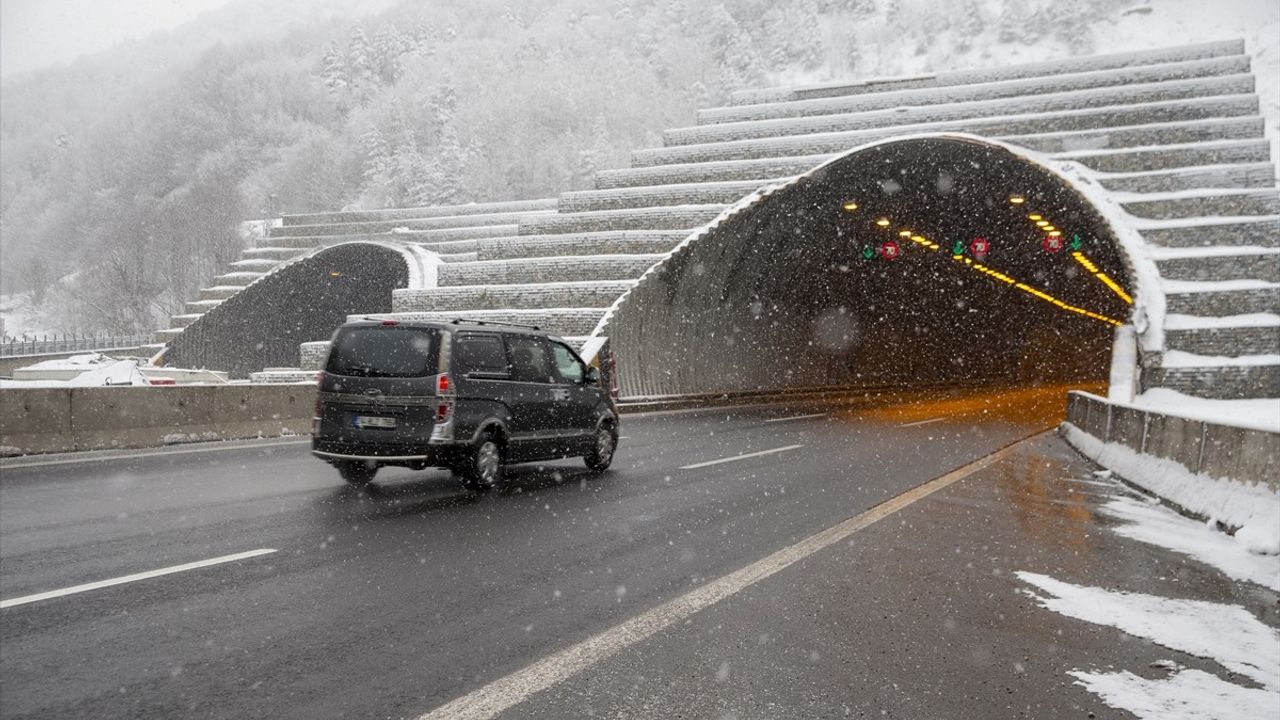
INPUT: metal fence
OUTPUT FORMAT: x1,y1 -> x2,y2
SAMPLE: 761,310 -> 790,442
0,334 -> 153,357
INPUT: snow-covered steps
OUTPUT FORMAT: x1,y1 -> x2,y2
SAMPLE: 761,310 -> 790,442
168,313 -> 204,329
262,225 -> 517,249
1138,217 -> 1280,248
1162,279 -> 1280,315
601,117 -> 1260,190
729,39 -> 1244,105
519,206 -> 726,235
437,255 -> 664,286
702,55 -> 1251,125
210,271 -> 266,287
559,180 -> 774,213
279,198 -> 557,227
243,247 -> 309,262
152,328 -> 184,344
1118,188 -> 1280,220
1164,313 -> 1280,357
1052,138 -> 1270,173
1095,162 -> 1276,194
1149,246 -> 1280,282
631,97 -> 1260,166
359,309 -> 606,338
198,286 -> 245,301
438,251 -> 479,263
1144,364 -> 1280,400
393,281 -> 636,312
666,74 -> 1255,147
228,258 -> 282,272
597,155 -> 830,190
1001,116 -> 1264,154
268,210 -> 551,238
475,231 -> 686,260
184,299 -> 224,314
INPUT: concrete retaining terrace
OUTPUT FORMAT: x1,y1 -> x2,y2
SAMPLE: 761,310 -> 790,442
0,385 -> 316,456
1063,390 -> 1278,491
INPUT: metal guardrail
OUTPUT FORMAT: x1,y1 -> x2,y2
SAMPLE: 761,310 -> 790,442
0,335 -> 153,358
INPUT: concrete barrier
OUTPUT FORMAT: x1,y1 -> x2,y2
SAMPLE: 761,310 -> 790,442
0,385 -> 316,456
1063,390 -> 1279,490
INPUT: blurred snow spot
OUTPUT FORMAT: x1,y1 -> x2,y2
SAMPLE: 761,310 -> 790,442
715,661 -> 731,682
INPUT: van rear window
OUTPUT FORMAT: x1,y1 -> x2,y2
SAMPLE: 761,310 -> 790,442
326,327 -> 439,378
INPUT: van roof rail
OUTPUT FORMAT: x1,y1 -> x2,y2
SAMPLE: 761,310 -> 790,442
449,318 -> 542,331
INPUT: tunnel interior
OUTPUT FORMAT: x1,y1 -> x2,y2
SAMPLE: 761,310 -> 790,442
167,243 -> 410,378
609,137 -> 1135,397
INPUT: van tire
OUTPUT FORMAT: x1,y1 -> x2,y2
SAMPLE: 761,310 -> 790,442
458,434 -> 504,491
336,460 -> 376,487
584,424 -> 617,472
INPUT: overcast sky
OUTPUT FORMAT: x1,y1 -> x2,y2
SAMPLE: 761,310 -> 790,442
1,0 -> 237,77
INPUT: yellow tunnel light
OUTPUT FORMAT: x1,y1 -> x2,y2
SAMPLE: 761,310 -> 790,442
1035,220 -> 1049,227
876,218 -> 891,226
842,202 -> 859,211
1049,230 -> 1062,237
1029,214 -> 1043,221
1009,196 -> 1025,204
1043,225 -> 1057,232
898,230 -> 912,237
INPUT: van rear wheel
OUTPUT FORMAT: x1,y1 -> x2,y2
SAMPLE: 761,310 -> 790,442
336,460 -> 376,487
457,435 -> 503,492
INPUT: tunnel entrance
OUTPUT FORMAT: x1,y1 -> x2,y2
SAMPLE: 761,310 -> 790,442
167,243 -> 411,378
605,136 -> 1135,398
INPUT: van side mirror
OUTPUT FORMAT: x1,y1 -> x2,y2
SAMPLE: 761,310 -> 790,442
584,366 -> 600,384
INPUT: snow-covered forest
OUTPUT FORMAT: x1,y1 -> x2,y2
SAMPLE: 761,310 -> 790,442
0,0 -> 1273,335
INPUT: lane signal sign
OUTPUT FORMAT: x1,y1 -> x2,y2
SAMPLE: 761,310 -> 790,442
970,237 -> 990,259
1043,235 -> 1064,253
952,240 -> 966,255
1069,234 -> 1083,251
879,241 -> 901,260
861,246 -> 875,260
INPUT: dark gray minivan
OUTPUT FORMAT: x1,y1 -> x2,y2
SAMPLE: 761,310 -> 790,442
311,318 -> 619,489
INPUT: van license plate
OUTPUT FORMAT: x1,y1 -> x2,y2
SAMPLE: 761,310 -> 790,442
354,415 -> 397,430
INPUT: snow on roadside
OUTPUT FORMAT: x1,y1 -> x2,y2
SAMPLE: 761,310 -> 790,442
1062,425 -> 1280,553
1130,388 -> 1280,433
1017,571 -> 1280,719
1099,496 -> 1280,588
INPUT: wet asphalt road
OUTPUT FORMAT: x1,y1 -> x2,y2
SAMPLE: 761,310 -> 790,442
1,385 -> 1269,719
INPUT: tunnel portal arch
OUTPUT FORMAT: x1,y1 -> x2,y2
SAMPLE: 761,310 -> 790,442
167,242 -> 425,378
598,134 -> 1146,398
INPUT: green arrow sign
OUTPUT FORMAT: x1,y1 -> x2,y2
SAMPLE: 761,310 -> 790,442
1070,234 -> 1083,251
952,240 -> 966,255
861,246 -> 875,260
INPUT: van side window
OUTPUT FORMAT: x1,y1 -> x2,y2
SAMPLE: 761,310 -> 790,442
550,342 -> 585,384
506,336 -> 556,383
454,334 -> 508,375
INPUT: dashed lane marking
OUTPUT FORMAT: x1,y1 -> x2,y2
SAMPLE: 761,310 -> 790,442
0,549 -> 278,609
764,413 -> 827,423
899,417 -> 946,428
415,434 -> 1041,720
678,444 -> 804,470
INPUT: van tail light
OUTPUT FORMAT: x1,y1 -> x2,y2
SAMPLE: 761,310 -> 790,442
434,400 -> 454,423
312,398 -> 323,434
430,400 -> 455,442
436,373 -> 453,395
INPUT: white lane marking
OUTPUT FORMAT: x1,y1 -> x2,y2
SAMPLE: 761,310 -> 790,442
679,444 -> 804,470
416,435 -> 1038,720
0,548 -> 277,609
0,440 -> 310,469
764,413 -> 827,423
899,417 -> 945,428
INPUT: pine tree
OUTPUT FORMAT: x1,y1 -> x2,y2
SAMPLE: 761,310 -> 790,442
955,0 -> 984,52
